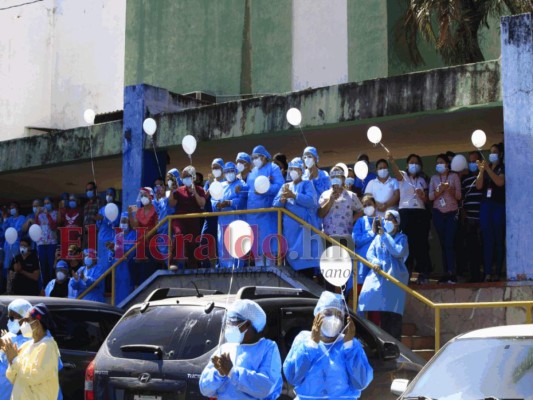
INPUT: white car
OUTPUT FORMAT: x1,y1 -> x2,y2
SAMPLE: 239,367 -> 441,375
391,324 -> 533,400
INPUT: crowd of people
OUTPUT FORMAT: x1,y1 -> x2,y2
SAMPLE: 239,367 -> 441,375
0,143 -> 505,338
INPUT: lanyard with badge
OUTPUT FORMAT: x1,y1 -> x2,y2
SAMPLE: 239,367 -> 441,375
438,175 -> 449,208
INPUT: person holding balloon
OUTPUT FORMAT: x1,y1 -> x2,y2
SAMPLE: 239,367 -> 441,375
476,143 -> 506,282
95,188 -> 120,272
428,153 -> 462,283
273,157 -> 322,274
211,162 -> 249,268
2,202 -> 26,282
364,159 -> 400,217
246,145 -> 284,267
302,146 -> 331,198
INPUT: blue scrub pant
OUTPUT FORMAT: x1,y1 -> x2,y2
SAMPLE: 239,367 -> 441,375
38,244 -> 57,286
479,201 -> 505,277
432,209 -> 457,275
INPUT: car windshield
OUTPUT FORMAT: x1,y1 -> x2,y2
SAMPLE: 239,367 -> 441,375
108,304 -> 225,361
404,337 -> 533,399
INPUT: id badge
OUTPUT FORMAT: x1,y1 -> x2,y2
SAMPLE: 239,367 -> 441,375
487,188 -> 492,198
439,197 -> 446,208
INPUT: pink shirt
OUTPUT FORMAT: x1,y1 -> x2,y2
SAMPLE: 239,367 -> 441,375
319,189 -> 363,236
429,173 -> 461,213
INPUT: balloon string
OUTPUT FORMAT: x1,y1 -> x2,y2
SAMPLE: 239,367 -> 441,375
88,126 -> 97,186
298,126 -> 309,147
151,138 -> 163,178
379,142 -> 390,154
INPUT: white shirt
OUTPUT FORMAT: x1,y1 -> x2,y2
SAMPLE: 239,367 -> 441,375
398,171 -> 428,210
364,177 -> 399,216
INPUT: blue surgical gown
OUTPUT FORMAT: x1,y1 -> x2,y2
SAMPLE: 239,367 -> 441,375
352,216 -> 375,285
153,196 -> 175,257
212,179 -> 249,268
302,169 -> 331,198
358,232 -> 409,315
96,205 -> 119,270
2,215 -> 25,273
199,338 -> 283,400
68,262 -> 106,302
283,331 -> 373,400
273,180 -> 322,271
113,228 -> 138,305
246,163 -> 284,258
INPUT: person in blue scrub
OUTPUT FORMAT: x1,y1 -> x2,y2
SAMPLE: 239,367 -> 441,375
212,162 -> 249,268
359,210 -> 409,340
284,291 -> 373,400
68,248 -> 105,302
153,175 -> 175,262
3,202 -> 26,280
200,299 -> 282,400
273,157 -> 322,275
109,212 -> 137,305
45,261 -> 75,298
201,158 -> 225,267
301,146 -> 331,198
246,145 -> 284,267
0,299 -> 64,400
236,152 -> 252,185
95,187 -> 120,271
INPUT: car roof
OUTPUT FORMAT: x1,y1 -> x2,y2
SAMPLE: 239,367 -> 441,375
0,295 -> 123,314
459,324 -> 533,339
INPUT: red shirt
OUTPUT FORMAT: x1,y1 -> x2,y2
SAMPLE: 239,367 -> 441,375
63,207 -> 83,228
136,206 -> 158,231
173,186 -> 206,214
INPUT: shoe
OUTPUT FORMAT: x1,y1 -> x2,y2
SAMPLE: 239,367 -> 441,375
447,276 -> 457,284
484,275 -> 492,282
438,275 -> 450,284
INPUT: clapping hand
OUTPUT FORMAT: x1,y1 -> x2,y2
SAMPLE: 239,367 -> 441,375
311,313 -> 324,343
3,338 -> 19,363
212,352 -> 233,376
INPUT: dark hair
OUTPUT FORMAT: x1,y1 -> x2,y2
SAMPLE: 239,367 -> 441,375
375,159 -> 389,169
20,236 -> 32,245
195,172 -> 204,184
273,153 -> 288,171
490,143 -> 504,154
87,181 -> 97,189
446,151 -> 456,160
406,153 -> 423,167
154,176 -> 164,185
436,153 -> 450,167
358,153 -> 370,163
361,194 -> 376,205
469,150 -> 482,160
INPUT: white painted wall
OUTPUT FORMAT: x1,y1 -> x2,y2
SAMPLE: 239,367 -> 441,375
0,0 -> 125,141
291,0 -> 349,91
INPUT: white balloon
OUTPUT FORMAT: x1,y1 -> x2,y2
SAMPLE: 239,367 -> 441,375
286,108 -> 302,126
5,227 -> 17,245
143,118 -> 157,136
254,175 -> 270,194
182,135 -> 197,155
224,220 -> 254,259
29,224 -> 42,242
471,129 -> 487,148
104,203 -> 119,222
367,126 -> 382,144
320,245 -> 352,287
83,109 -> 96,125
354,160 -> 369,180
209,180 -> 224,201
334,163 -> 349,177
451,154 -> 468,172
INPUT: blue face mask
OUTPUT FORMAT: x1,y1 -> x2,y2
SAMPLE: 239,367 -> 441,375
44,203 -> 52,211
345,177 -> 355,187
182,177 -> 193,187
69,201 -> 77,209
469,162 -> 478,173
489,153 -> 499,163
408,164 -> 421,175
32,207 -> 38,214
86,190 -> 94,199
436,164 -> 447,174
10,208 -> 17,216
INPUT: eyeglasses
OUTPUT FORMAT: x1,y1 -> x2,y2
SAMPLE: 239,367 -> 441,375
226,320 -> 246,328
8,316 -> 20,322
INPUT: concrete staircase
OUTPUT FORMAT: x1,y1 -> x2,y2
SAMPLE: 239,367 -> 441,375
402,322 -> 435,362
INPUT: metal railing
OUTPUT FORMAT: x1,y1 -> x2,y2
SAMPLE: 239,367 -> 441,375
78,207 -> 533,352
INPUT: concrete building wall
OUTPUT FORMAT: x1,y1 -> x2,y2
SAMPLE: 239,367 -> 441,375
0,0 -> 125,141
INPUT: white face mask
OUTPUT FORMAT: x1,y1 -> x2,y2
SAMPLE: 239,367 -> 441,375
182,177 -> 193,187
321,315 -> 343,338
20,321 -> 34,338
363,206 -> 375,217
225,172 -> 236,182
224,324 -> 246,344
106,195 -> 113,203
289,170 -> 300,181
167,179 -> 174,188
7,319 -> 20,334
384,220 -> 395,233
236,163 -> 245,173
304,157 -> 315,168
212,169 -> 222,178
140,196 -> 150,206
252,158 -> 263,169
377,169 -> 389,179
20,247 -> 28,255
56,271 -> 67,281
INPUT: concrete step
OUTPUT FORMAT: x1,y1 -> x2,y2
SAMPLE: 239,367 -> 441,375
401,335 -> 435,350
402,322 -> 417,336
413,349 -> 435,362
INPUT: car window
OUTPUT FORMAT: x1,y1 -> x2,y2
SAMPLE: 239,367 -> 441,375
405,337 -> 533,399
53,309 -> 121,352
107,305 -> 225,361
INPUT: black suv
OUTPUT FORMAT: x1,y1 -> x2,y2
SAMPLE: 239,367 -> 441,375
89,287 -> 425,399
0,296 -> 123,400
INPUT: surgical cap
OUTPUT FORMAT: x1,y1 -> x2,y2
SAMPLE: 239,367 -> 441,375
314,291 -> 345,316
8,299 -> 32,318
183,165 -> 197,179
224,162 -> 237,172
120,211 -> 129,219
212,158 -> 224,169
386,210 -> 401,224
167,168 -> 180,179
303,146 -> 319,162
55,260 -> 69,270
288,157 -> 304,171
252,145 -> 271,161
106,187 -> 116,197
236,152 -> 252,165
84,248 -> 97,259
139,186 -> 155,199
227,299 -> 267,332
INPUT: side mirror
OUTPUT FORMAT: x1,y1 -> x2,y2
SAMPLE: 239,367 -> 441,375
390,378 -> 409,396
381,341 -> 400,360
